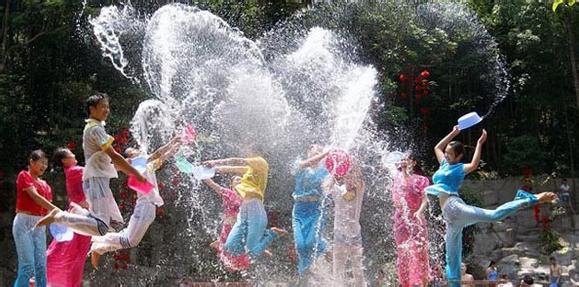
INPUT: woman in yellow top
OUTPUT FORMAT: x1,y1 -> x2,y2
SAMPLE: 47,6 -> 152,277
205,156 -> 287,261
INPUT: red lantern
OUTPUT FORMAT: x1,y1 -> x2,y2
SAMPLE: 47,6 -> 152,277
66,142 -> 77,150
399,73 -> 407,81
420,70 -> 430,78
420,107 -> 430,116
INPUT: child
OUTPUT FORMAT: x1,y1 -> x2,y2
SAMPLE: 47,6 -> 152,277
391,154 -> 431,287
202,177 -> 251,271
204,154 -> 287,261
292,144 -> 330,275
36,93 -> 146,236
13,150 -> 59,287
90,135 -> 181,268
425,126 -> 556,287
325,158 -> 366,287
487,260 -> 498,287
46,148 -> 92,287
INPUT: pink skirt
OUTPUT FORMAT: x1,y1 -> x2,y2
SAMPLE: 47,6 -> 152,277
46,232 -> 91,287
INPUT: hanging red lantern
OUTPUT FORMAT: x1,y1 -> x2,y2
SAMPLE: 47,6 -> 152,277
420,70 -> 430,78
399,73 -> 407,81
66,142 -> 77,150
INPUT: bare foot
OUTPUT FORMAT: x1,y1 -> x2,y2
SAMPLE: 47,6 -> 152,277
91,251 -> 102,269
537,192 -> 557,203
264,249 -> 273,257
271,227 -> 288,237
35,208 -> 60,228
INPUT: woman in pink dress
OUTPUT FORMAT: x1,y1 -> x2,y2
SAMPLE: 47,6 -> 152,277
46,148 -> 92,287
202,177 -> 251,272
391,155 -> 431,287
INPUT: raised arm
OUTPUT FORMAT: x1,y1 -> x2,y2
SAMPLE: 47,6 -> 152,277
298,150 -> 330,169
204,157 -> 247,167
105,146 -> 146,182
464,129 -> 487,174
149,136 -> 182,163
214,166 -> 249,175
434,125 -> 460,164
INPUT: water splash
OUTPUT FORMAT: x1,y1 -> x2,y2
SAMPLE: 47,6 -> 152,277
416,3 -> 511,118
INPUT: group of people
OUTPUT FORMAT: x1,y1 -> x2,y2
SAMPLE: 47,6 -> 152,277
11,92 -> 559,287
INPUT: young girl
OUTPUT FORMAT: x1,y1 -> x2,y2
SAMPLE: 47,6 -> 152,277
325,158 -> 366,287
202,177 -> 251,271
89,136 -> 181,268
46,148 -> 92,287
204,155 -> 287,261
13,150 -> 59,287
426,126 -> 556,286
292,144 -> 330,276
391,155 -> 431,287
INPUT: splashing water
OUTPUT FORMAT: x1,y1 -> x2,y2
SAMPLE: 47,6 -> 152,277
416,3 -> 511,118
88,1 -> 511,285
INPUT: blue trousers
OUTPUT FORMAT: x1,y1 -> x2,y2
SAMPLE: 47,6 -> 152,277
224,199 -> 277,260
293,201 -> 327,274
12,213 -> 47,287
442,191 -> 537,287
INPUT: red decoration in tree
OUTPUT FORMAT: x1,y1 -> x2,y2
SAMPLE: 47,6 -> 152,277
399,73 -> 407,81
66,142 -> 77,150
522,166 -> 533,177
420,69 -> 430,78
419,107 -> 430,116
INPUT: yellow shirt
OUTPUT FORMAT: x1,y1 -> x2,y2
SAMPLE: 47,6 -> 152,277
235,157 -> 268,201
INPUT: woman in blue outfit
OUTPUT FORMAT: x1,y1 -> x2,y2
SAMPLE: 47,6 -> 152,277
292,144 -> 330,276
425,126 -> 556,287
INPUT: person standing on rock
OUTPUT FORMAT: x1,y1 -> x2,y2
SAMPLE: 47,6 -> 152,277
549,256 -> 562,287
425,126 -> 557,287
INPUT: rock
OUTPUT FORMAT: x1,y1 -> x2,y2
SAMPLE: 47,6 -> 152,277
551,247 -> 573,266
497,254 -> 520,279
473,232 -> 500,255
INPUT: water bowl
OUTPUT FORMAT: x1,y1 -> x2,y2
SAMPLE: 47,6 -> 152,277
458,112 -> 483,130
127,175 -> 155,195
131,156 -> 148,174
325,149 -> 352,177
175,155 -> 195,174
191,166 -> 215,180
383,151 -> 405,166
49,223 -> 74,242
